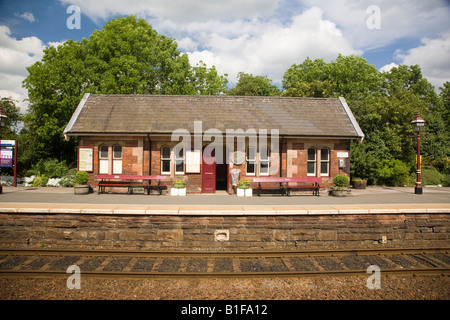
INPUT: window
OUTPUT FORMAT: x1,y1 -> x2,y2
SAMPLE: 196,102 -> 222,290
260,147 -> 270,176
174,146 -> 185,175
246,147 -> 256,175
112,145 -> 122,174
99,145 -> 109,174
320,149 -> 329,176
161,146 -> 171,174
307,148 -> 316,176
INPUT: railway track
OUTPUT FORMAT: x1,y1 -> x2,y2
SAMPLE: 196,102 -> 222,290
0,247 -> 449,279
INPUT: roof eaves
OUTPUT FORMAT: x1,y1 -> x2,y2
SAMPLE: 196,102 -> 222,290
63,93 -> 90,141
338,97 -> 365,143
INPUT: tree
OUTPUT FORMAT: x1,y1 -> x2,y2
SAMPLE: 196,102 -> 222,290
0,97 -> 22,140
228,72 -> 280,96
282,55 -> 448,185
22,16 -> 227,168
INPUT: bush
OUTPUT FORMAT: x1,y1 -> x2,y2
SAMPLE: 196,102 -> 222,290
333,174 -> 349,188
173,179 -> 186,188
74,171 -> 90,185
32,175 -> 49,187
421,167 -> 444,186
238,180 -> 250,189
59,168 -> 77,187
28,158 -> 69,179
377,159 -> 410,186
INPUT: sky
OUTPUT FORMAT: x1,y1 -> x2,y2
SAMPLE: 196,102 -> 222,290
1,0 -> 450,113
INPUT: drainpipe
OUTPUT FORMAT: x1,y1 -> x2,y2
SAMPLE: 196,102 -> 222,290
147,134 -> 152,175
280,136 -> 285,177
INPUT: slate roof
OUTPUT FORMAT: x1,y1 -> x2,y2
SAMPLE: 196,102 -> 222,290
64,94 -> 364,140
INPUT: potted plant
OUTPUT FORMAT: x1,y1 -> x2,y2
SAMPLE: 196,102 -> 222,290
237,180 -> 252,197
171,179 -> 186,196
74,171 -> 90,195
330,174 -> 349,197
352,177 -> 367,189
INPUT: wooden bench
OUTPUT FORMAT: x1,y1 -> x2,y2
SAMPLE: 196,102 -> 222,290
253,177 -> 322,197
96,175 -> 167,195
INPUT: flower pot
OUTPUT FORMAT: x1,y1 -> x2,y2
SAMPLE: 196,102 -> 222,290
178,188 -> 186,196
331,189 -> 347,197
171,188 -> 186,196
245,188 -> 252,197
353,180 -> 367,189
74,185 -> 90,195
237,188 -> 245,197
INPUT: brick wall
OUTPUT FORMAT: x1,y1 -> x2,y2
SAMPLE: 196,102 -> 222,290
79,136 -> 352,192
1,213 -> 448,250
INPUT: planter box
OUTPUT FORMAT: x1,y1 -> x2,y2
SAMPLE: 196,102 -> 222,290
330,189 -> 347,197
74,185 -> 90,195
353,180 -> 367,189
171,188 -> 186,196
237,188 -> 252,197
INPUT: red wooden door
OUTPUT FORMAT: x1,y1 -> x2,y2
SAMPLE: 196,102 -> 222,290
202,148 -> 216,193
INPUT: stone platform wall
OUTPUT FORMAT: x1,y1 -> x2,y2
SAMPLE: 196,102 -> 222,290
0,213 -> 449,250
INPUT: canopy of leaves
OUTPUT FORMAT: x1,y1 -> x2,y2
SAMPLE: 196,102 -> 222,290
20,16 -> 228,169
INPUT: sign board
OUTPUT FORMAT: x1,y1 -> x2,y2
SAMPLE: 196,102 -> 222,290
78,147 -> 93,172
337,152 -> 349,158
186,149 -> 201,173
0,146 -> 13,167
0,140 -> 17,187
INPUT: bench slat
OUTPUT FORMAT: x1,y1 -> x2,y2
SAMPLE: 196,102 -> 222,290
96,174 -> 167,180
253,177 -> 321,183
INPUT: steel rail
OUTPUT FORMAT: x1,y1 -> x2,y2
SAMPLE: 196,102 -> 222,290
1,267 -> 449,279
1,247 -> 449,258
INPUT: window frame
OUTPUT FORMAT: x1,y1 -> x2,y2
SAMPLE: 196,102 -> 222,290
307,148 -> 316,176
174,145 -> 185,175
99,145 -> 109,174
112,145 -> 122,174
161,146 -> 171,175
246,147 -> 256,176
320,148 -> 330,177
259,147 -> 270,176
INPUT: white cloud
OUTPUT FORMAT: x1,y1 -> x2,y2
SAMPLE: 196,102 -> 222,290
300,0 -> 450,51
379,62 -> 398,73
394,32 -> 450,90
59,0 -> 280,23
0,26 -> 46,112
16,12 -> 35,23
184,7 -> 361,83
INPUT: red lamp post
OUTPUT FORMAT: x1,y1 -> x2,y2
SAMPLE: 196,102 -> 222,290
411,112 -> 425,195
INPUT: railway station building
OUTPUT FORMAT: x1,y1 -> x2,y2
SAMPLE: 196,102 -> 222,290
63,94 -> 364,193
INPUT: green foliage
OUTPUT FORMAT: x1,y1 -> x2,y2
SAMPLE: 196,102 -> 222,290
238,180 -> 250,189
32,175 -> 49,187
59,168 -> 77,187
228,72 -> 280,96
20,16 -> 228,171
27,158 -> 69,179
74,171 -> 90,185
377,159 -> 410,186
332,174 -> 349,188
421,167 -> 445,186
174,179 -> 186,188
0,97 -> 22,138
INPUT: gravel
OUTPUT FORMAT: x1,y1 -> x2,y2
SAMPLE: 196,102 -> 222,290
0,274 -> 448,300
